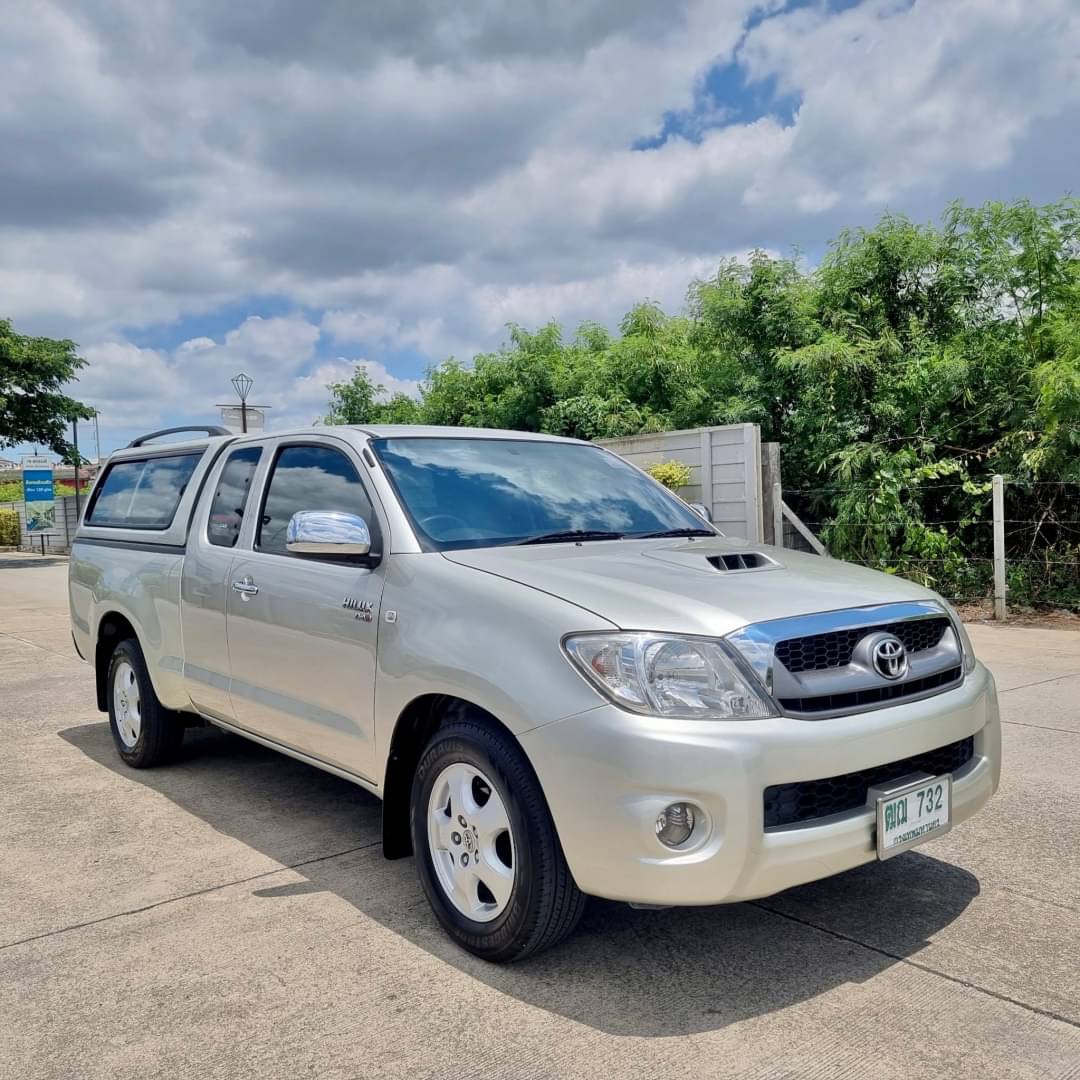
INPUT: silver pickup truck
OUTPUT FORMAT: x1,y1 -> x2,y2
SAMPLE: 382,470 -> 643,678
69,424 -> 1001,961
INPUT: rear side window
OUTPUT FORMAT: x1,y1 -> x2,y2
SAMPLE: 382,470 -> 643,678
207,447 -> 262,548
257,444 -> 375,556
87,453 -> 201,529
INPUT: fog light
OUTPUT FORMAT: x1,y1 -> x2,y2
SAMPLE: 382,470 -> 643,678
656,803 -> 696,848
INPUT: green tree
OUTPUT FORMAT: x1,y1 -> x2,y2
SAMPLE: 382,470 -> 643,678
688,252 -> 815,440
0,319 -> 93,455
320,196 -> 1080,607
325,365 -> 385,424
325,363 -> 425,426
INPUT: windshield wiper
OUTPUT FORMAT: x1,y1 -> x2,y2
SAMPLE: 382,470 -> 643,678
517,529 -> 625,546
633,527 -> 716,539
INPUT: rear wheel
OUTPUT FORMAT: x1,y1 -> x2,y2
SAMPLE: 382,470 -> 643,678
411,716 -> 586,962
106,639 -> 185,767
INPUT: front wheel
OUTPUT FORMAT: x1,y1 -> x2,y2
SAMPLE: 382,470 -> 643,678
410,717 -> 586,962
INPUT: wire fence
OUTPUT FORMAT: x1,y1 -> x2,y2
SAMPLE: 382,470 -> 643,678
782,477 -> 1080,615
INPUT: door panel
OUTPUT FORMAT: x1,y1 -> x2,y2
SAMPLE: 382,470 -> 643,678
180,445 -> 264,719
181,543 -> 236,718
223,441 -> 385,782
225,553 -> 382,778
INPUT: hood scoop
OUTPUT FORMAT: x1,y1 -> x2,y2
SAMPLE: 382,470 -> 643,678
706,552 -> 778,572
639,543 -> 783,575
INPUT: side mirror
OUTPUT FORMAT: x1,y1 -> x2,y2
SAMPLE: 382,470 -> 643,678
688,502 -> 711,522
286,511 -> 372,556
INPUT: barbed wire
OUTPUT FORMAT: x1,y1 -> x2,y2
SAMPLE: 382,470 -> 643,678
801,520 -> 1080,528
784,480 -> 1080,495
842,556 -> 1077,565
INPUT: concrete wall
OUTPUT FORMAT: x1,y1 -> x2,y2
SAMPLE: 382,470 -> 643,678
598,423 -> 763,542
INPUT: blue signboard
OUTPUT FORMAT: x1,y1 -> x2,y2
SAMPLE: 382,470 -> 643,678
21,455 -> 56,532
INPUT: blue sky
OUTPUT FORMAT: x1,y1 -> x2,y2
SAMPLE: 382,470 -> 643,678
3,0 -> 1079,458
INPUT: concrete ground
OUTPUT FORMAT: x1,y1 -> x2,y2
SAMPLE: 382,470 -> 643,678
1,551 -> 1077,1080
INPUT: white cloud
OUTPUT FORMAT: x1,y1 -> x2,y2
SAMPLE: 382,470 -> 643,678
71,315 -> 419,451
1,0 -> 1078,451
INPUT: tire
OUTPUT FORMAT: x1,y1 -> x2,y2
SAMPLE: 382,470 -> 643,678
410,716 -> 586,962
106,638 -> 185,768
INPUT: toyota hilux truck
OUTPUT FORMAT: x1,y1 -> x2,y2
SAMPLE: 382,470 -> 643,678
69,424 -> 1000,961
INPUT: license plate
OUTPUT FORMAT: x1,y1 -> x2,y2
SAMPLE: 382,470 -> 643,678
870,773 -> 952,860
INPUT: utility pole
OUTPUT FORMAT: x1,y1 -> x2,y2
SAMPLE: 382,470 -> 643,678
71,418 -> 82,524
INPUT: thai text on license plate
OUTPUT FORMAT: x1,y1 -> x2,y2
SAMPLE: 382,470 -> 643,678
872,774 -> 952,860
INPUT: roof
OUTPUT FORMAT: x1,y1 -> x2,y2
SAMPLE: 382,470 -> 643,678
114,424 -> 587,459
341,424 -> 584,443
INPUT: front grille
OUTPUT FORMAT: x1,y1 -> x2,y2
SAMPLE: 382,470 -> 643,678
778,666 -> 962,715
774,617 -> 950,674
763,735 -> 975,829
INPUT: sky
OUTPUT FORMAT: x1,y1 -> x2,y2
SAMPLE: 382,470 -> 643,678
3,0 -> 1079,458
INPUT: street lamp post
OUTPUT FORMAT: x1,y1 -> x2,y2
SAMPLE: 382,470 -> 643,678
231,372 -> 254,434
216,373 -> 269,435
71,418 -> 82,524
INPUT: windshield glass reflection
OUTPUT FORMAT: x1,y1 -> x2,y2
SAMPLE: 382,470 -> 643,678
371,437 -> 709,551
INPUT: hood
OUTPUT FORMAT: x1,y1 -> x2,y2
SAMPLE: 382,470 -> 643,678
443,537 -> 936,637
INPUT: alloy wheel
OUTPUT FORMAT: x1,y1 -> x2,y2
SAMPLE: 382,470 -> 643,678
113,660 -> 142,748
427,761 -> 515,922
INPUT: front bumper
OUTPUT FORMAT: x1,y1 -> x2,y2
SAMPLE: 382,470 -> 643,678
519,662 -> 1000,906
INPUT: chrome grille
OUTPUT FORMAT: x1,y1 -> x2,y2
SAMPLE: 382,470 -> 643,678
775,617 -> 950,673
726,601 -> 966,720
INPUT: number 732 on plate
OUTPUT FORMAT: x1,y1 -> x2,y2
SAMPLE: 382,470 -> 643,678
871,774 -> 952,860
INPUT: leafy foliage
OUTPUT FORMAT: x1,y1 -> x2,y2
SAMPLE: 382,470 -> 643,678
327,198 -> 1080,607
0,509 -> 18,546
0,320 -> 94,456
646,460 -> 692,491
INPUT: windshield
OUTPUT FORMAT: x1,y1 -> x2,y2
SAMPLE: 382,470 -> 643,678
370,436 -> 714,551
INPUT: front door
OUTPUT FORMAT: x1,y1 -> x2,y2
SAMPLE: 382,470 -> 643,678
225,439 -> 385,782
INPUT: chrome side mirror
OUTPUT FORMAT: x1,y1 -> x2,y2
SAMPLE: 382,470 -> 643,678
688,502 -> 711,522
286,511 -> 371,556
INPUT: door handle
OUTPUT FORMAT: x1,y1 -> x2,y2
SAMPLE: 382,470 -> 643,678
231,577 -> 259,599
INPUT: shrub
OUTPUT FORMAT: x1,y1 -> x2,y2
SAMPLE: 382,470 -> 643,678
646,460 -> 692,491
0,509 -> 19,546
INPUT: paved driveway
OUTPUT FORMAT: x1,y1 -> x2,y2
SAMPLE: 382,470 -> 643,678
1,552 -> 1078,1079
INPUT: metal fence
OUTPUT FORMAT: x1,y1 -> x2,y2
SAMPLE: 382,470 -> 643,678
781,476 -> 1080,617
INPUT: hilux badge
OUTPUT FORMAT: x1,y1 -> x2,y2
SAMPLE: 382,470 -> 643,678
342,596 -> 374,622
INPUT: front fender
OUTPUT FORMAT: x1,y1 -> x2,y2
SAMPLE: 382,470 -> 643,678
373,553 -> 614,772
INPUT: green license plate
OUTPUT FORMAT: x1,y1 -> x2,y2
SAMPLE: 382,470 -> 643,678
871,773 -> 952,860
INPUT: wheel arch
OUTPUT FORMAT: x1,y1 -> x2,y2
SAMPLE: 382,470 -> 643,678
382,694 -> 520,859
93,611 -> 139,712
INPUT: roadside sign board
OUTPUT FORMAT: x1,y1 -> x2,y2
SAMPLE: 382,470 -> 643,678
21,455 -> 58,533
220,406 -> 266,434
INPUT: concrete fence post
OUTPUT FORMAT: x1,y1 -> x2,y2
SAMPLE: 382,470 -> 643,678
992,474 -> 1007,620
760,442 -> 782,546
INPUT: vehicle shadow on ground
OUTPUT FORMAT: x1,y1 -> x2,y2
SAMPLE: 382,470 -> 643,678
0,555 -> 69,570
61,722 -> 980,1038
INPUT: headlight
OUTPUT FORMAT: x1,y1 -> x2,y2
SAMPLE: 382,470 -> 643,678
563,632 -> 777,719
939,599 -> 977,674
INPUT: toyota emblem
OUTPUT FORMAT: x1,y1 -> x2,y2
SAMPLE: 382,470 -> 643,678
871,635 -> 908,680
